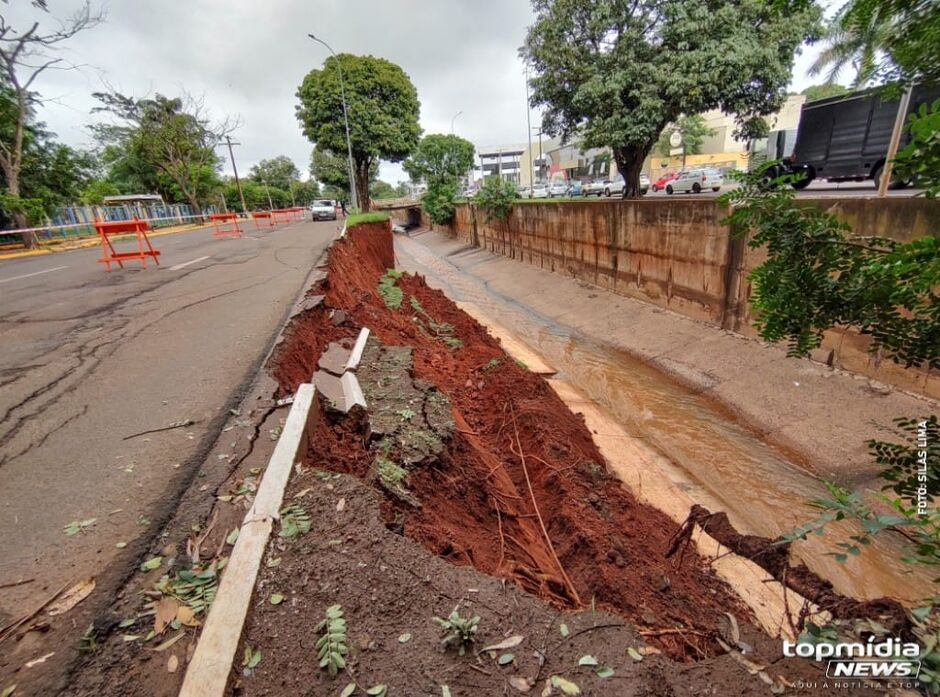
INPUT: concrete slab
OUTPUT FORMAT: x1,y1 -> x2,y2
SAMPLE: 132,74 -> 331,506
318,342 -> 352,376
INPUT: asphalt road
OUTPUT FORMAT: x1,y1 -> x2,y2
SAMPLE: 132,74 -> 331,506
0,219 -> 337,630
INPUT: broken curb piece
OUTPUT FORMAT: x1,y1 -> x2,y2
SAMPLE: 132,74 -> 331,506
345,327 -> 370,372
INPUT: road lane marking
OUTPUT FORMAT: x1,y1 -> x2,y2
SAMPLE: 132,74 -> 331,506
0,265 -> 69,284
167,255 -> 210,271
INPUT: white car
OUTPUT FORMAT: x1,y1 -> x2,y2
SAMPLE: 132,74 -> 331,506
665,168 -> 723,194
604,173 -> 650,196
310,199 -> 337,220
530,183 -> 549,198
548,181 -> 568,197
584,178 -> 607,196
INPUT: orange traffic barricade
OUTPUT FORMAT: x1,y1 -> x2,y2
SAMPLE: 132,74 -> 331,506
210,212 -> 243,238
252,210 -> 274,231
95,218 -> 161,271
271,208 -> 294,226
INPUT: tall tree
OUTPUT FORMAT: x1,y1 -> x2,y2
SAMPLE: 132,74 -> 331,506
808,2 -> 890,87
403,133 -> 475,186
92,92 -> 234,212
249,155 -> 300,190
0,1 -> 103,241
296,54 -> 421,211
522,0 -> 820,197
655,115 -> 716,159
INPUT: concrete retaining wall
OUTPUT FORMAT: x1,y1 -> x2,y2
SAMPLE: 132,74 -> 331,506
420,198 -> 939,399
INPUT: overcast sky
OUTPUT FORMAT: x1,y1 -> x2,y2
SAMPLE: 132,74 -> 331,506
6,0 -> 838,185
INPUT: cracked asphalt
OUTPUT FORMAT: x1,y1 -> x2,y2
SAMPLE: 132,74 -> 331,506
0,219 -> 337,630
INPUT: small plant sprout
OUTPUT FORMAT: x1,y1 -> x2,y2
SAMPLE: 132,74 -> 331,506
315,604 -> 348,675
433,605 -> 480,656
278,503 -> 311,539
64,518 -> 96,536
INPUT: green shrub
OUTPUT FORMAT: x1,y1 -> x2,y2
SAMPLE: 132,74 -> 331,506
475,177 -> 516,222
422,180 -> 458,225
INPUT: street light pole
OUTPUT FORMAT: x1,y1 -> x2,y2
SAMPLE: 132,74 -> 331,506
308,33 -> 358,211
451,110 -> 463,191
524,64 -> 534,194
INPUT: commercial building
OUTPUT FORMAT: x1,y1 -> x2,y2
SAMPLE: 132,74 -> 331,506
477,143 -> 528,185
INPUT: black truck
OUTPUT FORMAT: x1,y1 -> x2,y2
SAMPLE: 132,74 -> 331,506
761,83 -> 940,189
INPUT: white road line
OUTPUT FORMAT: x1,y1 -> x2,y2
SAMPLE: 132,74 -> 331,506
167,255 -> 210,271
0,265 -> 69,284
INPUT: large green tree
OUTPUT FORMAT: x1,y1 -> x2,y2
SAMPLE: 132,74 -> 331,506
522,0 -> 821,197
801,83 -> 850,102
92,92 -> 233,212
403,133 -> 475,186
297,54 -> 421,211
249,155 -> 300,190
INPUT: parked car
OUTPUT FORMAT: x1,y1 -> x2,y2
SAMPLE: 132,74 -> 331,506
548,181 -> 568,197
310,199 -> 337,221
566,179 -> 585,197
665,168 -> 723,194
652,172 -> 677,192
516,186 -> 532,199
604,173 -> 650,196
584,178 -> 607,196
531,183 -> 550,198
461,188 -> 477,198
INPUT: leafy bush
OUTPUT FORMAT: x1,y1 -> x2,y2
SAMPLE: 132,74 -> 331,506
422,180 -> 458,225
475,177 -> 516,222
893,98 -> 940,198
433,606 -> 480,655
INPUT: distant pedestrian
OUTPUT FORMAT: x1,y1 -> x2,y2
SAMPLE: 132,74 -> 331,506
340,199 -> 348,217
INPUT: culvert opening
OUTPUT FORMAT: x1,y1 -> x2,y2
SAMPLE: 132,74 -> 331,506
267,223 -> 910,663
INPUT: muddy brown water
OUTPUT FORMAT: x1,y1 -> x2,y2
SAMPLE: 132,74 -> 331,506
397,235 -> 934,605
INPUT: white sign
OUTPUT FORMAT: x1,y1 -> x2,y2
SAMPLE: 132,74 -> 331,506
669,147 -> 684,156
669,131 -> 682,148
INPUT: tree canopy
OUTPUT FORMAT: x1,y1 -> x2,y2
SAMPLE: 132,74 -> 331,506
801,84 -> 850,102
91,92 -> 234,212
403,134 -> 475,186
297,53 -> 421,211
309,146 -> 377,200
522,0 -> 821,197
249,156 -> 300,190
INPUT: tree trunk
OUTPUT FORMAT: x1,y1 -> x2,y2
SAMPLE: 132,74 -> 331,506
354,159 -> 371,212
612,144 -> 651,199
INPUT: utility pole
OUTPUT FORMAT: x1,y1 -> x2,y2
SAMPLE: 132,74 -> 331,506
525,64 -> 534,194
308,34 -> 358,210
225,136 -> 248,215
451,111 -> 463,191
261,177 -> 274,210
878,84 -> 914,198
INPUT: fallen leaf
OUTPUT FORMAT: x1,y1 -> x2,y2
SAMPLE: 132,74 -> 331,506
1,685 -> 15,697
481,635 -> 524,652
269,594 -> 284,605
217,495 -> 233,502
336,497 -> 346,512
577,655 -> 597,666
48,579 -> 95,616
140,556 -> 163,572
366,685 -> 386,696
122,635 -> 142,642
595,666 -> 614,678
175,605 -> 201,627
340,684 -> 356,697
627,647 -> 644,661
152,632 -> 185,652
24,653 -> 54,669
266,557 -> 281,568
441,687 -> 451,697
154,597 -> 180,635
559,623 -> 569,637
167,654 -> 179,673
398,632 -> 411,643
550,676 -> 580,695
508,676 -> 533,693
115,542 -> 127,549
498,653 -> 515,665
226,528 -> 240,545
293,487 -> 313,499
723,612 -> 741,644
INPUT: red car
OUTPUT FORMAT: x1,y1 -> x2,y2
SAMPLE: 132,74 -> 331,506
652,173 -> 678,192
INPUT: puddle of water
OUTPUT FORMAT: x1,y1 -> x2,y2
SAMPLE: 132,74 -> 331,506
398,234 -> 934,604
